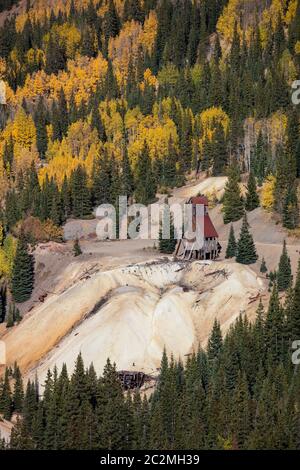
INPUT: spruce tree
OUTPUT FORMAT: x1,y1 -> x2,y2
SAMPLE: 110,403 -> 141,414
282,184 -> 299,230
45,32 -> 66,75
134,141 -> 157,205
34,96 -> 48,159
123,0 -> 144,23
212,122 -> 228,176
58,87 -> 68,138
71,166 -> 91,218
159,216 -> 177,254
0,285 -> 7,324
0,369 -> 12,420
245,171 -> 260,211
104,0 -> 120,53
264,284 -> 284,363
120,146 -> 134,198
91,106 -> 107,142
13,364 -> 24,413
222,164 -> 244,224
291,260 -> 300,341
277,240 -> 292,291
225,224 -> 237,259
61,175 -> 72,219
207,319 -> 223,362
236,213 -> 258,265
11,236 -> 35,303
260,257 -> 268,274
3,135 -> 14,174
91,152 -> 111,207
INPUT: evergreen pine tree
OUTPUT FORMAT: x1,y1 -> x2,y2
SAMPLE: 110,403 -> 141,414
134,141 -> 157,205
34,96 -> 48,159
236,213 -> 258,265
3,135 -> 14,174
104,0 -> 120,52
277,240 -> 292,291
282,184 -> 299,230
91,106 -> 107,142
11,236 -> 35,303
71,166 -> 91,218
159,214 -> 177,254
0,285 -> 7,324
120,146 -> 134,198
0,369 -> 12,420
13,363 -> 24,413
290,260 -> 300,341
207,319 -> 223,362
260,257 -> 268,274
92,152 -> 111,207
245,171 -> 260,211
225,224 -> 237,259
222,164 -> 244,224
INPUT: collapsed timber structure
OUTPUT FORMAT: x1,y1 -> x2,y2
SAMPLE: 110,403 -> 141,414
117,371 -> 155,390
175,196 -> 221,261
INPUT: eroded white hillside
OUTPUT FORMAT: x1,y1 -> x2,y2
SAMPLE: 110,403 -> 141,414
2,259 -> 264,383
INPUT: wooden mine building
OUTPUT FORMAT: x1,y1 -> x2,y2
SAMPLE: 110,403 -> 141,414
175,196 -> 221,260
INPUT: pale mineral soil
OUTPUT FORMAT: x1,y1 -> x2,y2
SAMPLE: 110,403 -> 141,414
0,175 -> 299,385
2,259 -> 265,386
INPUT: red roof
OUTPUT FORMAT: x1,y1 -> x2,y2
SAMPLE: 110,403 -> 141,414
188,196 -> 218,238
189,213 -> 219,240
189,196 -> 209,206
190,213 -> 218,239
204,214 -> 219,238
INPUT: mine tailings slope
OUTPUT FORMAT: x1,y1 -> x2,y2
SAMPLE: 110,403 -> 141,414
1,259 -> 264,383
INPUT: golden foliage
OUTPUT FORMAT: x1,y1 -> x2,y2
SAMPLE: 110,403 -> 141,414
0,58 -> 6,78
279,49 -> 297,83
44,24 -> 81,60
40,119 -> 101,186
0,162 -> 9,202
0,235 -> 17,280
254,111 -> 287,154
16,1 -> 102,30
39,154 -> 83,187
200,107 -> 230,140
16,54 -> 108,106
140,68 -> 158,91
217,0 -> 241,41
139,11 -> 158,55
261,175 -> 276,210
108,12 -> 157,86
260,0 -> 297,43
11,108 -> 36,149
0,109 -> 38,175
127,115 -> 178,167
286,0 -> 298,24
109,20 -> 143,85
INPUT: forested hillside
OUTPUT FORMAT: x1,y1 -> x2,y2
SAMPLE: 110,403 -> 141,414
0,0 -> 298,328
0,0 -> 299,227
0,0 -> 300,451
